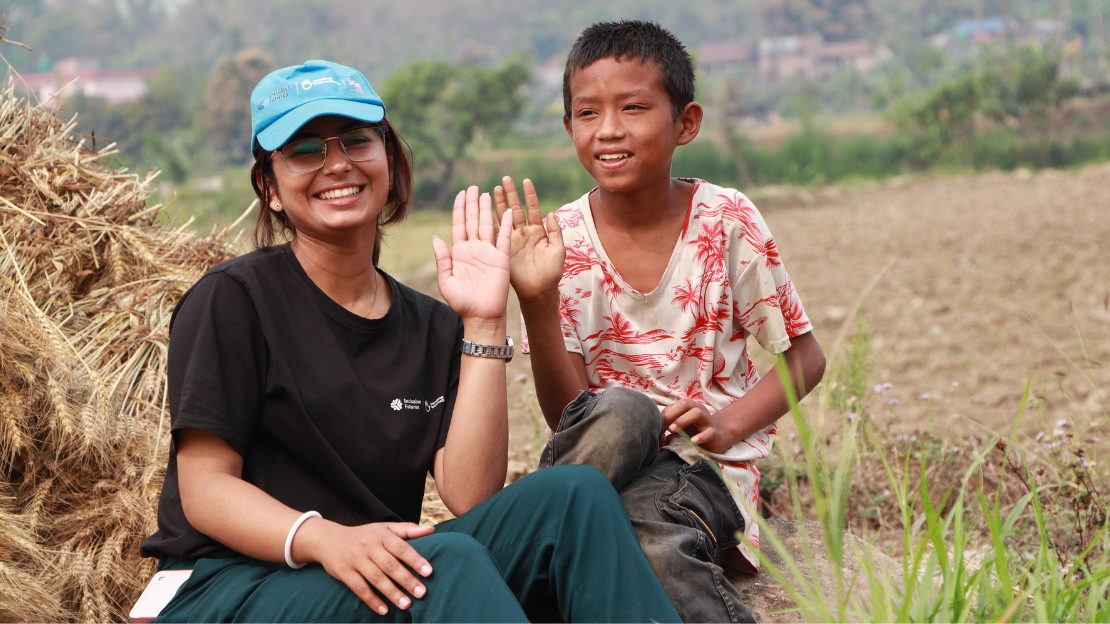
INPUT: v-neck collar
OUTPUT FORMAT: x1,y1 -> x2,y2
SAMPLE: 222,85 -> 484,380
577,178 -> 702,302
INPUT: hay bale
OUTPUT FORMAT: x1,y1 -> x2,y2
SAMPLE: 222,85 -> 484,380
0,80 -> 241,621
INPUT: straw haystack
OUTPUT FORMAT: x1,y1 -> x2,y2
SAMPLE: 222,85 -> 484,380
0,80 -> 243,621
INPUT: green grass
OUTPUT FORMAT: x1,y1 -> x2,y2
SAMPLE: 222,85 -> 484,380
729,307 -> 1110,622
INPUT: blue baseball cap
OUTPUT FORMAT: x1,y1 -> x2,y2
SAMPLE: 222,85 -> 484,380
250,60 -> 385,156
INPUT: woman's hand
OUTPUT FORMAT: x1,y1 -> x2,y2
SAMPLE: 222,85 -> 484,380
294,519 -> 435,615
433,186 -> 513,324
492,177 -> 565,304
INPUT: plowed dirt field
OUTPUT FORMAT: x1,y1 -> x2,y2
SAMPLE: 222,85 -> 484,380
381,162 -> 1110,459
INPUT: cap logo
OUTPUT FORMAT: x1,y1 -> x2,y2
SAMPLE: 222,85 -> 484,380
347,78 -> 363,94
300,76 -> 342,91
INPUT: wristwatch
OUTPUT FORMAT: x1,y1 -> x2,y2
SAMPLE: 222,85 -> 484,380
461,335 -> 514,362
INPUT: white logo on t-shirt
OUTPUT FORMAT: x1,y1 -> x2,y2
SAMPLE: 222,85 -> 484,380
390,398 -> 437,412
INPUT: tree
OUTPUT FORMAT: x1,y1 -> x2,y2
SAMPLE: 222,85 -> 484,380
758,0 -> 876,41
979,46 -> 1079,166
381,55 -> 532,208
205,48 -> 274,164
894,71 -> 981,165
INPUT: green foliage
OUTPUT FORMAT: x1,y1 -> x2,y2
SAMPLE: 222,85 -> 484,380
61,64 -> 210,180
831,310 -> 873,416
205,49 -> 274,165
893,46 -> 1081,168
731,327 -> 1110,623
980,47 -> 1081,132
894,71 -> 981,164
381,55 -> 532,208
758,0 -> 878,42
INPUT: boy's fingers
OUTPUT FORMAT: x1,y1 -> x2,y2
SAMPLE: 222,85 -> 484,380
668,408 -> 708,434
690,428 -> 716,445
450,190 -> 465,246
478,192 -> 494,243
545,212 -> 563,249
523,179 -> 542,226
464,186 -> 480,240
502,176 -> 526,227
493,186 -> 508,224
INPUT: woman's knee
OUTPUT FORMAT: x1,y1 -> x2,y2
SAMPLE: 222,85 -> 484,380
523,464 -> 623,508
418,532 -> 494,566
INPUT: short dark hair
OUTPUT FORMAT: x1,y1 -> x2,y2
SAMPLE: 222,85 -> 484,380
563,20 -> 695,122
249,118 -> 413,266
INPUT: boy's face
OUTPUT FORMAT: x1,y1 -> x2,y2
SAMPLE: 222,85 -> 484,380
564,56 -> 700,194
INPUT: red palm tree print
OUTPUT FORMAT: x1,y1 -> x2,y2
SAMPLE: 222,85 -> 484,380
584,310 -> 672,350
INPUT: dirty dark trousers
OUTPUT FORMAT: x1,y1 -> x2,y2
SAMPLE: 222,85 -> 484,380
539,387 -> 757,623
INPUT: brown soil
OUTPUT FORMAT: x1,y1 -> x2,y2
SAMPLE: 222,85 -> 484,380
762,163 -> 1110,452
390,162 -> 1110,467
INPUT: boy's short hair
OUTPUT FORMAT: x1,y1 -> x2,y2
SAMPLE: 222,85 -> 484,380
563,20 -> 695,122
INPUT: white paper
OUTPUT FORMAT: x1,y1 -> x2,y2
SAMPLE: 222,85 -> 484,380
129,569 -> 193,623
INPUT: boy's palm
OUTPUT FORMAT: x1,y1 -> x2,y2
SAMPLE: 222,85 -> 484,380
493,177 -> 565,302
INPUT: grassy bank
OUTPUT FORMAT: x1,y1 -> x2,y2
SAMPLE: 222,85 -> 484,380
748,307 -> 1110,622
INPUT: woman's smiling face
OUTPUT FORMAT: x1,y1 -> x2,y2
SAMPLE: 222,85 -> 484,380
269,115 -> 391,243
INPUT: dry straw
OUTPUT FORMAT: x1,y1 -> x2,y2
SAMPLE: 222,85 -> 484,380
0,79 -> 240,621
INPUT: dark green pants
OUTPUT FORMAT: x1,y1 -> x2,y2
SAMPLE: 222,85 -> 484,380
153,465 -> 680,623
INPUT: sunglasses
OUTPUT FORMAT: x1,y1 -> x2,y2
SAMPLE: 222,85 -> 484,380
278,126 -> 387,174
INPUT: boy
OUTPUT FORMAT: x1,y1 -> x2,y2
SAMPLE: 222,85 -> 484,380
494,20 -> 826,623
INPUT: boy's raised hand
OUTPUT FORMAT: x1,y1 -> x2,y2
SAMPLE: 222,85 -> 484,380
492,177 -> 565,303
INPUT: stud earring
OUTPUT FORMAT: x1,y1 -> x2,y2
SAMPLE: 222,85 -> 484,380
272,201 -> 282,211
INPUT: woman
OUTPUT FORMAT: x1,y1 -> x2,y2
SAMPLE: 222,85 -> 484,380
138,60 -> 680,623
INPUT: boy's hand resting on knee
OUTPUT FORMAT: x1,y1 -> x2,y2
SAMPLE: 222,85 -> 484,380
662,400 -> 731,454
294,519 -> 435,615
492,176 -> 565,303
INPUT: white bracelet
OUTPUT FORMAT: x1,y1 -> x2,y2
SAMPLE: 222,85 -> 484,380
284,511 -> 321,569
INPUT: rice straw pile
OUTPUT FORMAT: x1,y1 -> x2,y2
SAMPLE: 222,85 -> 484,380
0,80 -> 243,621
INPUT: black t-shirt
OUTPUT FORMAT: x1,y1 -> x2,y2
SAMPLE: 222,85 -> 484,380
140,245 -> 463,561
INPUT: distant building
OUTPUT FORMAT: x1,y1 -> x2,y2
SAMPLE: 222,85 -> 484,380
697,40 -> 754,75
10,57 -> 155,106
816,39 -> 891,78
930,17 -> 1073,55
699,35 -> 890,85
757,34 -> 824,81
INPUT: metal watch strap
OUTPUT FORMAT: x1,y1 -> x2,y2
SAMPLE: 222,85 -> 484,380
461,335 -> 514,362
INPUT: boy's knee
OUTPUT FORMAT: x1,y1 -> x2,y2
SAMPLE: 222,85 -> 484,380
592,387 -> 663,437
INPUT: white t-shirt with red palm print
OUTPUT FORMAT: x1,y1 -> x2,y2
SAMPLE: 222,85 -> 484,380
522,179 -> 812,570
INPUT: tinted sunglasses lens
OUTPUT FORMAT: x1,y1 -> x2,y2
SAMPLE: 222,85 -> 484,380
341,128 -> 386,162
282,139 -> 326,172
